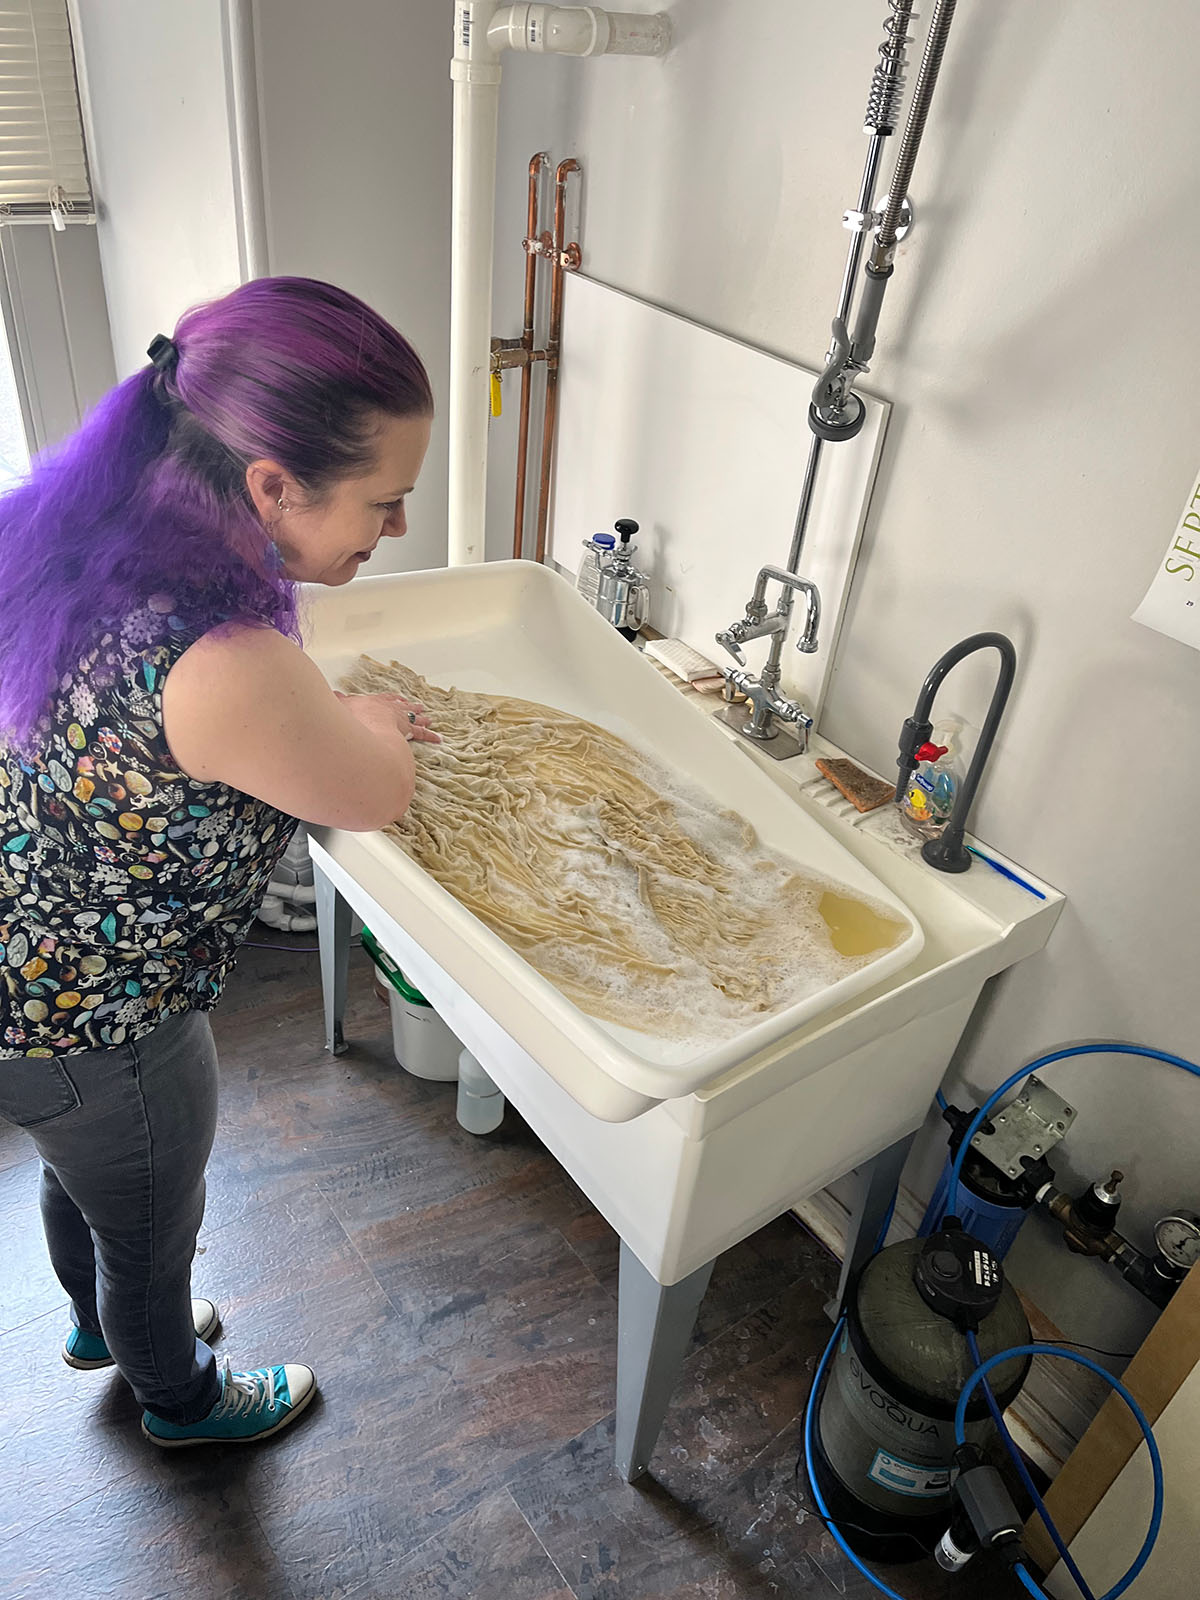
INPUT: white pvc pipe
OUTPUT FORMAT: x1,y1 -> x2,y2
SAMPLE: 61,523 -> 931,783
447,3 -> 669,567
221,0 -> 270,281
449,1 -> 503,567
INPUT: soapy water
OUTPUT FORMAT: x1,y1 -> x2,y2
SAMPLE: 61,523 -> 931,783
528,772 -> 905,1045
342,657 -> 909,1044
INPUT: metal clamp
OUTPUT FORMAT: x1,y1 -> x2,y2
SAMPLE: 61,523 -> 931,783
970,1076 -> 1076,1180
841,195 -> 914,242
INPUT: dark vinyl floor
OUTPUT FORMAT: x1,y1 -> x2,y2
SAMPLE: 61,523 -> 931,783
0,939 -> 1019,1600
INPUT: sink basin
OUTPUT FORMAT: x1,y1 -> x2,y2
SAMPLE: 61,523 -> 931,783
303,560 -> 923,1119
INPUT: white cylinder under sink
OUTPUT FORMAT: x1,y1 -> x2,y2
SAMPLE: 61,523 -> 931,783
446,2 -> 670,567
457,1048 -> 506,1134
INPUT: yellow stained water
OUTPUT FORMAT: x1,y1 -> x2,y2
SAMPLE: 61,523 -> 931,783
818,890 -> 907,959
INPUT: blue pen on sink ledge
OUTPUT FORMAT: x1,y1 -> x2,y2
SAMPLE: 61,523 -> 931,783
965,845 -> 1046,900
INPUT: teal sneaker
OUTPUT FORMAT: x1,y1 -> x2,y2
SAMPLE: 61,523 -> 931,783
141,1358 -> 317,1448
63,1298 -> 221,1370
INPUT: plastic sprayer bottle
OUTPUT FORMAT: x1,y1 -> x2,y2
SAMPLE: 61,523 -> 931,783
901,723 -> 962,838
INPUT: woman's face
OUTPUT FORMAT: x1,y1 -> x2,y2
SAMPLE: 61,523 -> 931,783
246,412 -> 432,586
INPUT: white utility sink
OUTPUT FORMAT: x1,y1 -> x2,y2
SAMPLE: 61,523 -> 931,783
304,560 -> 1064,1481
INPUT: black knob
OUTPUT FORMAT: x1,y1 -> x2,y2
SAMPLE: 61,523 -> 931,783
614,518 -> 639,545
929,1250 -> 962,1281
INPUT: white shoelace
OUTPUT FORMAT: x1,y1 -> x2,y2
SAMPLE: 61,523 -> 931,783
213,1359 -> 277,1418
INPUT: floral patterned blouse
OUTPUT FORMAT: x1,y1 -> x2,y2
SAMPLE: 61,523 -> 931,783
0,596 -> 294,1057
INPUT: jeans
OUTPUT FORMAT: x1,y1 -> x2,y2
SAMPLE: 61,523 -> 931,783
0,1010 -> 222,1425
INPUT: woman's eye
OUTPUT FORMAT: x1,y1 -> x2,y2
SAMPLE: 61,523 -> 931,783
379,498 -> 405,515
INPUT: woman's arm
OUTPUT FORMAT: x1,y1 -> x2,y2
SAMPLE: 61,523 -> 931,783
161,624 -> 434,830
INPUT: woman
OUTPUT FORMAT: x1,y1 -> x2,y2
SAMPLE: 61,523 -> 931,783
0,277 -> 440,1447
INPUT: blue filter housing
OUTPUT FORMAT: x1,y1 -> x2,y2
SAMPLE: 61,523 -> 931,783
920,1155 -> 1030,1259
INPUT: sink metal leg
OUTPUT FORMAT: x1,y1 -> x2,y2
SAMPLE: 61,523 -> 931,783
615,1241 -> 715,1483
829,1131 -> 917,1317
314,862 -> 351,1055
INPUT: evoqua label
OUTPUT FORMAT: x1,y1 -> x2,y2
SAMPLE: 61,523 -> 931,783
848,1354 -> 938,1436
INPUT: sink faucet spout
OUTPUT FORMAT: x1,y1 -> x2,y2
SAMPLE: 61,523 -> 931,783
896,631 -> 1017,874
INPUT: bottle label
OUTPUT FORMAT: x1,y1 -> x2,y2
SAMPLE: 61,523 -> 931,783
867,1449 -> 951,1499
913,772 -> 935,795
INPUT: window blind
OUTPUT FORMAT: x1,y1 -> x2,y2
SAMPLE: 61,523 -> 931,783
0,0 -> 92,221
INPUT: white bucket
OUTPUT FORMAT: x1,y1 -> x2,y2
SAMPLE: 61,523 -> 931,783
387,986 -> 461,1082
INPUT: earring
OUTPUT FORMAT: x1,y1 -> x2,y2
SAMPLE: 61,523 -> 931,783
277,495 -> 290,512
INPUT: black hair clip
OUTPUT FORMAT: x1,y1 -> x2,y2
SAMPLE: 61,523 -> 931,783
146,334 -> 179,374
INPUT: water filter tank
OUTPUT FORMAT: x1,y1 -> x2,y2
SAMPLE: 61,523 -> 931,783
809,1232 -> 1030,1561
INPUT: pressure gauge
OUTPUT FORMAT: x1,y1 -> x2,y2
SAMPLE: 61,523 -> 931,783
1153,1212 -> 1200,1272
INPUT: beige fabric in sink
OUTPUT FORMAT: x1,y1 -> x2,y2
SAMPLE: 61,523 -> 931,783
342,656 -> 905,1041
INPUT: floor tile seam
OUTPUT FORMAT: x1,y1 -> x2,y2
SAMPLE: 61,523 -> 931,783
195,1175 -> 316,1247
554,1227 -> 620,1306
0,1296 -> 70,1342
240,1493 -> 304,1600
337,1503 -> 488,1596
504,1482 -> 582,1598
0,1467 -> 140,1549
308,1178 -> 410,1323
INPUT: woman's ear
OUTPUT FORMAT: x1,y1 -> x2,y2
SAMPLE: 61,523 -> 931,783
245,459 -> 294,522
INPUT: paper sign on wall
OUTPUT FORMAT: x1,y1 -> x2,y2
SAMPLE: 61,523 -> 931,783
1133,470 -> 1200,651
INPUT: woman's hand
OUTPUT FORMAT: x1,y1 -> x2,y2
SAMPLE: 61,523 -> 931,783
336,691 -> 441,744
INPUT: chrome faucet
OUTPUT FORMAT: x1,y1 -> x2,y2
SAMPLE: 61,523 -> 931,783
712,0 -> 962,766
715,565 -> 821,754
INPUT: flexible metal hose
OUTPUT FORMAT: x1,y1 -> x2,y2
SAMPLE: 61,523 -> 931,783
874,0 -> 958,260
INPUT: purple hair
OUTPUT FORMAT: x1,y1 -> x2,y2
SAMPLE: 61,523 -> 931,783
0,276 -> 432,749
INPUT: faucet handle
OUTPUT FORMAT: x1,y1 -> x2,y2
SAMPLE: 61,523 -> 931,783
715,627 -> 747,666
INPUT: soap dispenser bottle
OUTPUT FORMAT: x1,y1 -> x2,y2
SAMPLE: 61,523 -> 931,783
900,724 -> 962,838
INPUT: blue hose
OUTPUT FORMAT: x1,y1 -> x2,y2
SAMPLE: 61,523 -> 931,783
1015,1566 -> 1050,1598
966,1330 -> 1095,1600
803,1315 -> 912,1600
935,1088 -> 949,1112
945,1043 -> 1200,1221
955,1345 -> 1164,1600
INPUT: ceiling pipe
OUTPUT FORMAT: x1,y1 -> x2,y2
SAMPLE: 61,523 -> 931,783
448,3 -> 670,566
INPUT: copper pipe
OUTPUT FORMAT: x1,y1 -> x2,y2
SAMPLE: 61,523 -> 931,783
535,158 -> 580,565
513,152 -> 549,560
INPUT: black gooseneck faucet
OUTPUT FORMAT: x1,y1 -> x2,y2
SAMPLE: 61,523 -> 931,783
895,632 -> 1017,873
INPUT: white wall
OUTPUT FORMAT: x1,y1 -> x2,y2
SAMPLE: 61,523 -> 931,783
73,2 -> 245,377
252,0 -> 452,577
490,1 -> 1200,1353
75,0 -> 452,573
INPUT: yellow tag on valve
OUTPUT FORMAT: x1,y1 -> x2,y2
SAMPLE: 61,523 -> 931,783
490,371 -> 502,418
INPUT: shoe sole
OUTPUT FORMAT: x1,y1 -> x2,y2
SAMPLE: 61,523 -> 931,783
140,1373 -> 317,1449
63,1309 -> 222,1371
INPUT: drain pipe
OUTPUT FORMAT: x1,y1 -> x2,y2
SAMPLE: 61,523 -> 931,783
448,4 -> 670,566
